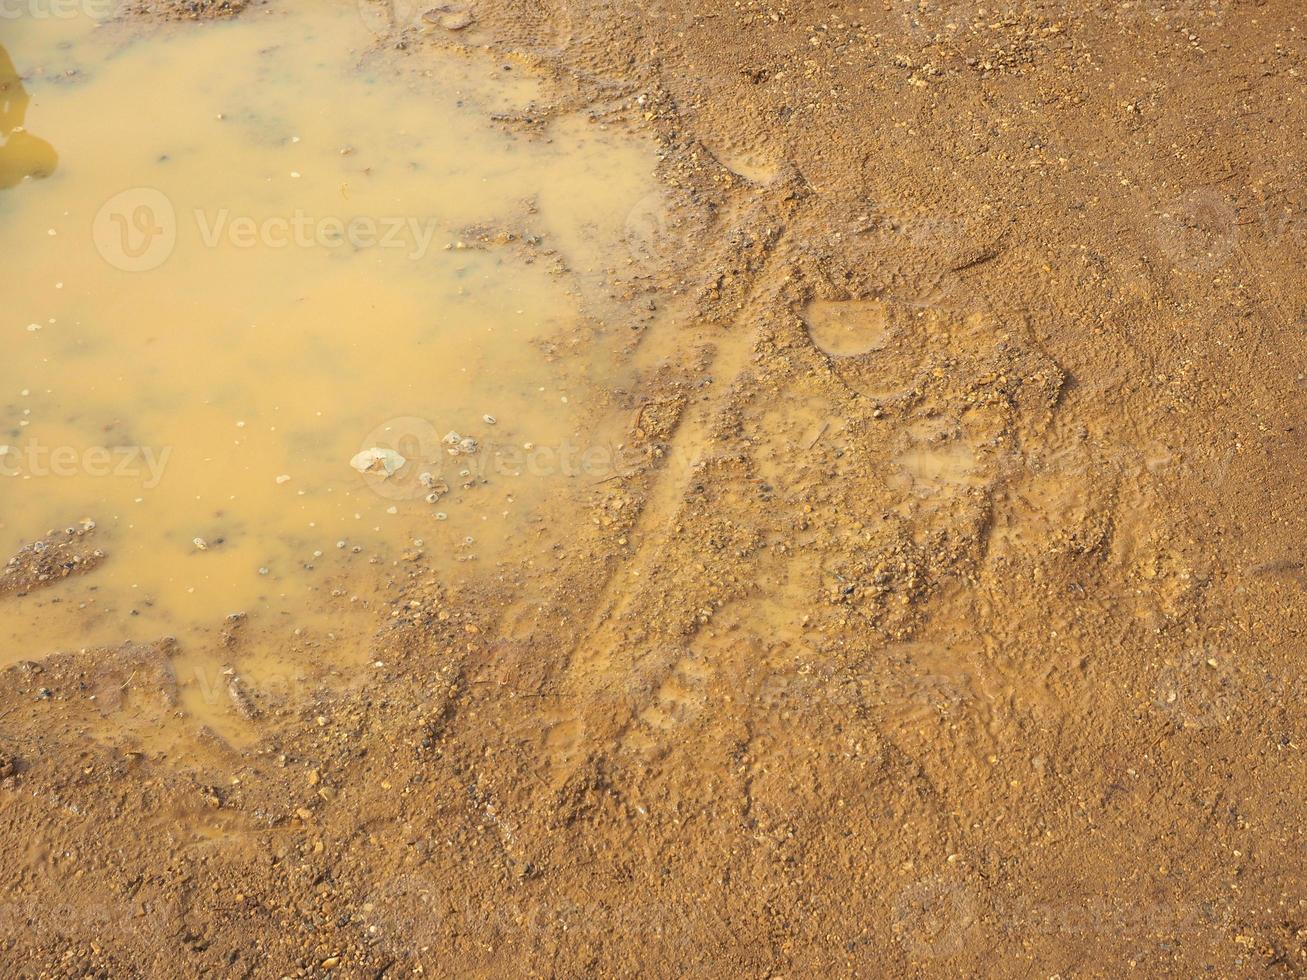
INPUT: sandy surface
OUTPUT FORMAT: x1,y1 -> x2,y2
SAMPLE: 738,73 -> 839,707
1,0 -> 1304,976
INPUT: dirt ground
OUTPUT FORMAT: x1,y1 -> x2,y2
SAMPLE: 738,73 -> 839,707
2,0 -> 1305,976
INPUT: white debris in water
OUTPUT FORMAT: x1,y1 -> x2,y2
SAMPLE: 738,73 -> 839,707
193,537 -> 208,550
483,414 -> 497,425
386,506 -> 398,515
275,474 -> 291,485
26,323 -> 42,332
444,431 -> 479,457
350,447 -> 406,478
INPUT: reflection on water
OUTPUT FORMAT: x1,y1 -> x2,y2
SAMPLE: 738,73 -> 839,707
0,45 -> 59,188
0,1 -> 658,737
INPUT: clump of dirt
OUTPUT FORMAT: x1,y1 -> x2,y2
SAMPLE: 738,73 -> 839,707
0,521 -> 103,598
121,0 -> 249,19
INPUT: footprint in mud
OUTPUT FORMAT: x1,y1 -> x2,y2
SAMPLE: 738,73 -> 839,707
0,47 -> 59,190
710,144 -> 783,185
804,298 -> 890,357
696,128 -> 786,186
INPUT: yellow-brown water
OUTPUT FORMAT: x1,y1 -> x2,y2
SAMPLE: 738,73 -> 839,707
0,3 -> 657,735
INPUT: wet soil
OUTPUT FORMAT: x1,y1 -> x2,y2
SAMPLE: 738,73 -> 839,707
1,0 -> 1304,977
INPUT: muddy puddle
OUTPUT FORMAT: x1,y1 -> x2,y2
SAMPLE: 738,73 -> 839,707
0,2 -> 658,736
